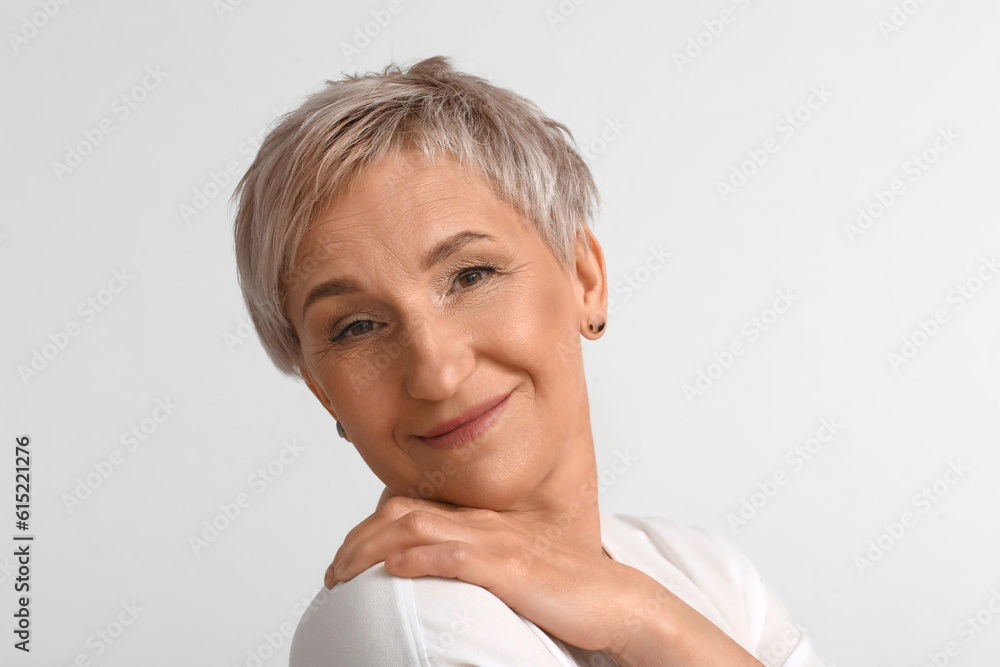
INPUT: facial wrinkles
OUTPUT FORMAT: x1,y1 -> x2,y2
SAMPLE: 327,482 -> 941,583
289,149 -> 596,509
301,182 -> 491,310
298,198 -> 485,403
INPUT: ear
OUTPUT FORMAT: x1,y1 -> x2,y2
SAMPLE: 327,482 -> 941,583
573,225 -> 608,337
300,365 -> 339,421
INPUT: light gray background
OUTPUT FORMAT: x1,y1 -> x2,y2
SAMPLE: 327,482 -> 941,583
2,1 -> 999,666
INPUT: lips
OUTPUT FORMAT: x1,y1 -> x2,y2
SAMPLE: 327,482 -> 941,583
418,392 -> 511,450
420,392 -> 509,437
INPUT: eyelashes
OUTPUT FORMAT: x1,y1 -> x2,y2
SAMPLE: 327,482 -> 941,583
325,263 -> 501,344
452,263 -> 498,290
328,318 -> 382,342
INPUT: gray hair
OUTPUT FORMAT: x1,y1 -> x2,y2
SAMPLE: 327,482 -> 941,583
231,55 -> 601,377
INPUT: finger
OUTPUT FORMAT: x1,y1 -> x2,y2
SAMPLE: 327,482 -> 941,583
326,496 -> 460,583
341,495 -> 466,547
329,496 -> 499,576
327,509 -> 477,586
382,539 -> 512,592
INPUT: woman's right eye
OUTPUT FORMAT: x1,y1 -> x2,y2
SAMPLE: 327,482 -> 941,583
330,319 -> 383,342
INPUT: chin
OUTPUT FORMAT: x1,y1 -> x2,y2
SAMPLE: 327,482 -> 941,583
434,468 -> 546,511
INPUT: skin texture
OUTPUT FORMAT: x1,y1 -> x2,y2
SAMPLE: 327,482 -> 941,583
284,148 -> 763,666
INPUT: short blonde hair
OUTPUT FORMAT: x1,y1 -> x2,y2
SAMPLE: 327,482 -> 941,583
231,55 -> 600,377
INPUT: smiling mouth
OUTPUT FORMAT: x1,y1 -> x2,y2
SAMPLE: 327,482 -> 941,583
417,392 -> 512,450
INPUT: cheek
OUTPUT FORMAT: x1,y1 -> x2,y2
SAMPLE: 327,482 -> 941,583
334,386 -> 413,486
485,273 -> 581,382
308,331 -> 407,404
304,347 -> 402,454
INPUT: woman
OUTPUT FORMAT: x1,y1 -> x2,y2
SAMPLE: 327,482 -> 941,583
232,56 -> 828,666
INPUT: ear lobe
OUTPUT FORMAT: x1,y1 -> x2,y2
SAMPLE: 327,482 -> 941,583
300,366 -> 338,421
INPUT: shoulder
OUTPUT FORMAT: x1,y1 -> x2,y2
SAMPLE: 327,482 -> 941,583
605,513 -> 765,597
289,564 -> 419,667
289,563 -> 580,666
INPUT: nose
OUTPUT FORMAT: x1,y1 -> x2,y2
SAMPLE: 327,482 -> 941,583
399,310 -> 475,402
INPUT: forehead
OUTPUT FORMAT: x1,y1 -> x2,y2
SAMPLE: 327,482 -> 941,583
295,151 -> 516,264
283,150 -> 534,306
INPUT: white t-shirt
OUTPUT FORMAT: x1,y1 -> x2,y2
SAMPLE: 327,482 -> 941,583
289,512 -> 831,666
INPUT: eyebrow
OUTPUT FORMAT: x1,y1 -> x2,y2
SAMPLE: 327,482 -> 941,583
300,230 -> 497,319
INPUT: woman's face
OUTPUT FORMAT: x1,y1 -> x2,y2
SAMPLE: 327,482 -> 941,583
285,149 -> 606,511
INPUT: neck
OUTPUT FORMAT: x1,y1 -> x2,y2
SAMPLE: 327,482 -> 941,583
502,383 -> 605,558
378,383 -> 606,558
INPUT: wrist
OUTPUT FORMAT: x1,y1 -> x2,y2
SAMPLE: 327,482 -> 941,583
601,569 -> 676,666
601,571 -> 764,667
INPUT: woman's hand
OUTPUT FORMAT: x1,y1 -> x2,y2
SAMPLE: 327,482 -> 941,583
324,493 -> 763,666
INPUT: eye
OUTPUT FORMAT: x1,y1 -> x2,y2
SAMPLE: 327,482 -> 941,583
452,265 -> 496,291
326,263 -> 499,344
329,318 -> 384,343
